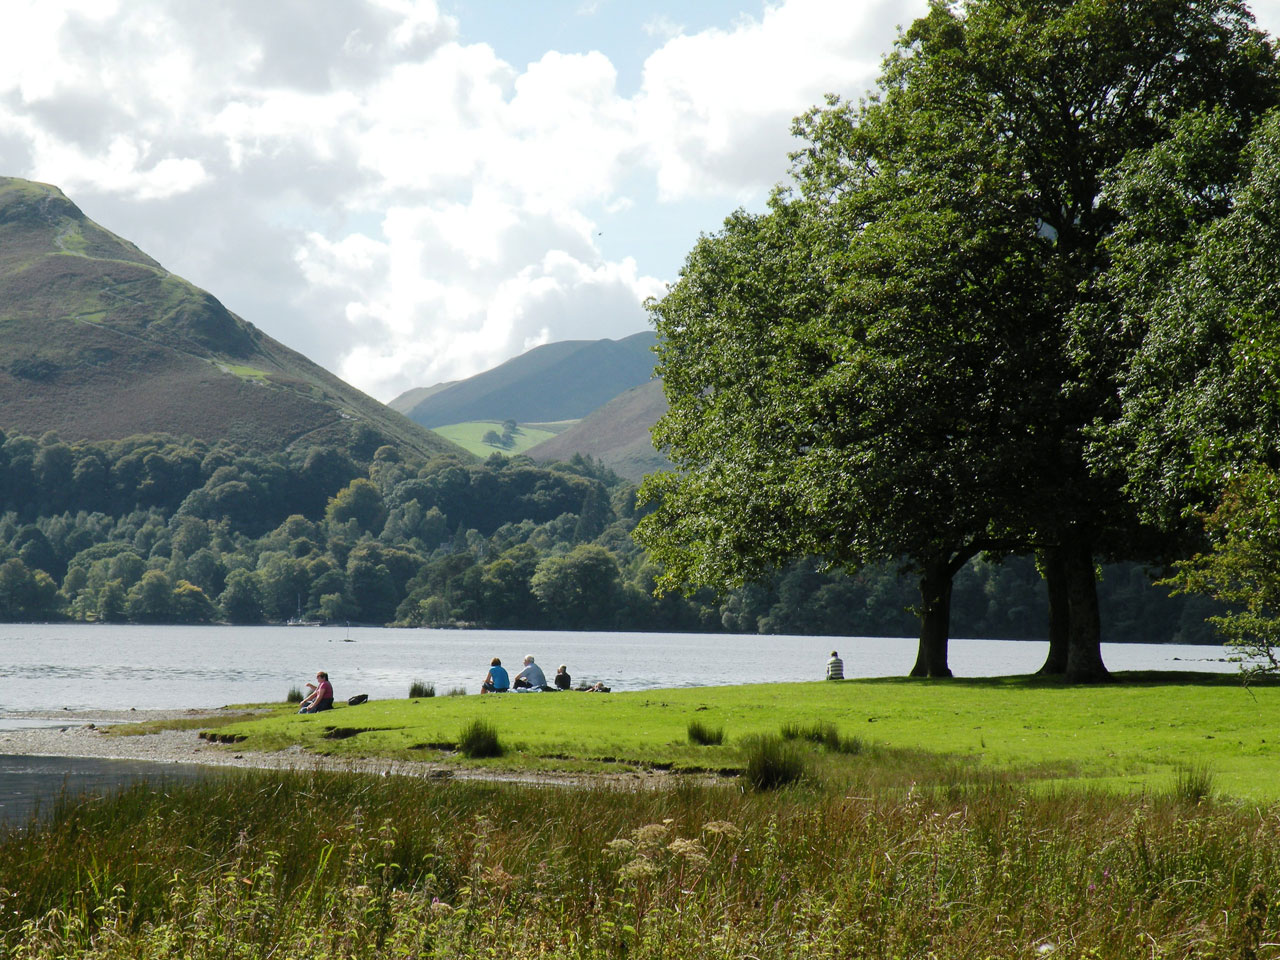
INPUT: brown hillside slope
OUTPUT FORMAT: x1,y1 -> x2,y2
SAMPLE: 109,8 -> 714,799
0,178 -> 462,458
525,379 -> 670,481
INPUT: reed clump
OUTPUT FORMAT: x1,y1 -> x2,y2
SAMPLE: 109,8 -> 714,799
286,685 -> 303,703
457,719 -> 503,758
687,719 -> 724,746
780,720 -> 861,754
408,680 -> 435,699
741,734 -> 806,790
1,769 -> 1279,958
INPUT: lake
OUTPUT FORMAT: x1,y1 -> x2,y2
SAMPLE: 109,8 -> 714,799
0,623 -> 1236,714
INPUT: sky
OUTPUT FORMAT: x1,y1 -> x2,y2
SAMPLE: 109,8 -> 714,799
3,0 -> 1280,404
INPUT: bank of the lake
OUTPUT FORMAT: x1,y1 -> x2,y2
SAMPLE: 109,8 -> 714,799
0,623 -> 1234,712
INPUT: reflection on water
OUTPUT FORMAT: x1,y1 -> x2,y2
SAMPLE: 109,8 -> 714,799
0,755 -> 218,828
0,624 -> 1237,714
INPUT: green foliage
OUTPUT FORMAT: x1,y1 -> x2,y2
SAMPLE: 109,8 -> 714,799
779,720 -> 860,755
286,686 -> 303,703
6,768 -> 1280,957
408,680 -> 434,699
637,0 -> 1280,681
456,719 -> 502,758
686,719 -> 724,746
1163,467 -> 1280,678
740,734 -> 806,791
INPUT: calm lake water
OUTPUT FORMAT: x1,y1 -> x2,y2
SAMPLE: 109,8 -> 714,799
0,623 -> 1236,714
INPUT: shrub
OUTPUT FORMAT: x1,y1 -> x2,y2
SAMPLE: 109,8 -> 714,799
741,735 -> 805,790
458,720 -> 503,758
688,719 -> 725,746
780,720 -> 861,754
409,680 -> 435,699
286,686 -> 303,704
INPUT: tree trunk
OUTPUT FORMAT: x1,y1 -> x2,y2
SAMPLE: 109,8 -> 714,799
1036,546 -> 1069,675
909,561 -> 954,678
1062,537 -> 1109,682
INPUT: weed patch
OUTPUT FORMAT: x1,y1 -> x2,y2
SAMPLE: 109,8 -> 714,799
458,720 -> 502,758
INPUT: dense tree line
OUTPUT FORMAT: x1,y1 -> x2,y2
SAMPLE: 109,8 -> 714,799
0,428 -> 1212,640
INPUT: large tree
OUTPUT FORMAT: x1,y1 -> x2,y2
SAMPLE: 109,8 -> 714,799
638,0 -> 1277,679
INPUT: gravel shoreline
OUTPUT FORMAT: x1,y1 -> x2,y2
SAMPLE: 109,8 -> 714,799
0,709 -> 684,788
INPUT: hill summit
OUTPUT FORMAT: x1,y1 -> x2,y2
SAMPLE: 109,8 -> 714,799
391,331 -> 657,427
0,177 -> 457,458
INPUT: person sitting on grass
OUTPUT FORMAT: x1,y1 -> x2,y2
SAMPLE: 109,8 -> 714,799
481,657 -> 509,694
298,671 -> 333,713
554,664 -> 571,690
512,654 -> 548,691
826,651 -> 844,681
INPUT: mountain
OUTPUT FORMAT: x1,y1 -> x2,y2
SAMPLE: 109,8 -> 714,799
526,379 -> 670,481
0,178 -> 461,459
393,331 -> 657,427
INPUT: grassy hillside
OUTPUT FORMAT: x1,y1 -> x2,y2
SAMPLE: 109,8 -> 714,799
527,378 -> 670,480
0,178 -> 464,459
431,419 -> 564,457
402,331 -> 657,427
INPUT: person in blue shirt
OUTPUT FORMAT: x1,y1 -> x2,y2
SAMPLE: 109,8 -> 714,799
482,657 -> 509,693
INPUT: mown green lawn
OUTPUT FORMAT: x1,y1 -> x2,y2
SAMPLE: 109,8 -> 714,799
188,673 -> 1280,799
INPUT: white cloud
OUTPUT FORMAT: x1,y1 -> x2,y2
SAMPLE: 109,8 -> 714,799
0,0 -> 932,401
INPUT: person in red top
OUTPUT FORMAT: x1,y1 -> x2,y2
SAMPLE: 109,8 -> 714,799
298,671 -> 334,713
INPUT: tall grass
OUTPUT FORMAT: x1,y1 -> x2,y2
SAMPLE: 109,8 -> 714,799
457,720 -> 503,758
3,768 -> 1279,958
8,765 -> 1280,958
687,719 -> 724,746
1172,761 -> 1216,804
408,680 -> 435,699
780,720 -> 861,754
741,734 -> 806,790
286,686 -> 303,703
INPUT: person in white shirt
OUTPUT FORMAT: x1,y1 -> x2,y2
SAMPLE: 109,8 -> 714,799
513,654 -> 547,690
826,651 -> 844,681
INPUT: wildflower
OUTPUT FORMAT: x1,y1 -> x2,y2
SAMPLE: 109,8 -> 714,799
605,838 -> 635,855
632,823 -> 670,850
702,821 -> 742,839
618,858 -> 660,882
667,838 -> 709,866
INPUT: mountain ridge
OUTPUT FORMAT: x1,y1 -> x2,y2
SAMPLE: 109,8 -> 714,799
394,331 -> 657,427
0,177 -> 462,460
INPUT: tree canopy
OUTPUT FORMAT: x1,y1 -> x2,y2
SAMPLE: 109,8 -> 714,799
637,0 -> 1279,679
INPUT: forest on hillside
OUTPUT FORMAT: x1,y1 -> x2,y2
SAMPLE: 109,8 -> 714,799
0,428 -> 1217,642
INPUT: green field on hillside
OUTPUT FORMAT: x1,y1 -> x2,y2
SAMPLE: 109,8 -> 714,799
431,420 -> 568,456
187,673 -> 1280,800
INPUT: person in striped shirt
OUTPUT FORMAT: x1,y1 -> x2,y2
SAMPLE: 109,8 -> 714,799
826,651 -> 844,681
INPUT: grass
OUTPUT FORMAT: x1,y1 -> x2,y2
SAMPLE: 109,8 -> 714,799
409,680 -> 435,699
187,673 -> 1280,799
430,420 -> 559,456
5,763 -> 1280,957
741,734 -> 806,789
457,719 -> 503,758
687,719 -> 724,746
